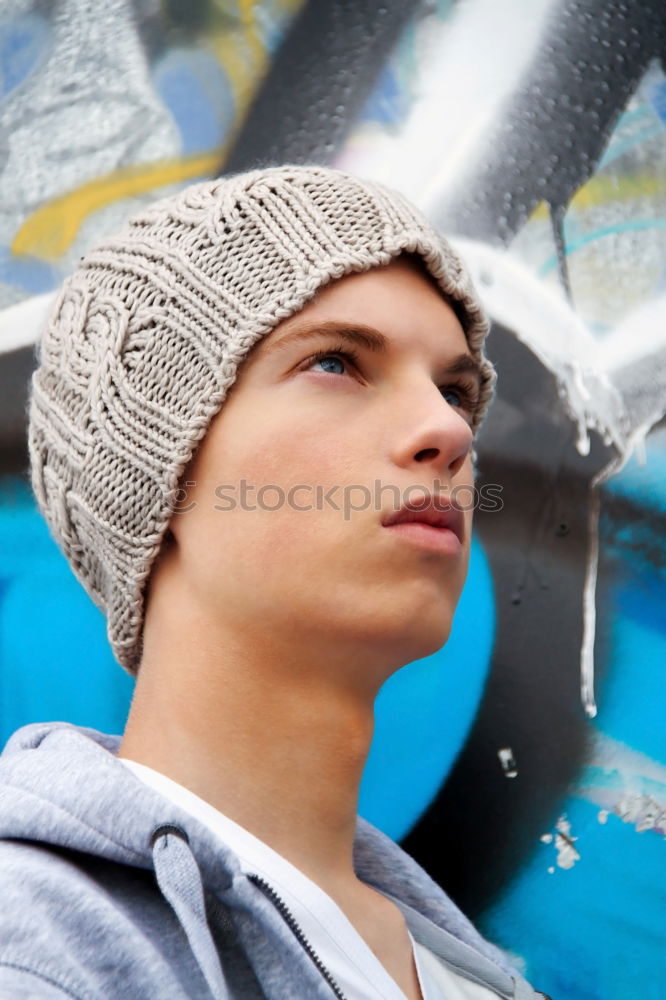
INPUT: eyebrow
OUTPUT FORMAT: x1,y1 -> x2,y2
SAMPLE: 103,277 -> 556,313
261,320 -> 484,386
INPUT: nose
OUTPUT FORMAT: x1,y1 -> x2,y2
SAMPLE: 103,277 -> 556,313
389,381 -> 474,480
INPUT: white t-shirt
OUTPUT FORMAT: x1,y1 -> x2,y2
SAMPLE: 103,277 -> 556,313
119,758 -> 499,1000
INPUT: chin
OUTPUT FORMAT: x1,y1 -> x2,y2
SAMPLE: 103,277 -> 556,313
384,607 -> 455,665
413,623 -> 453,660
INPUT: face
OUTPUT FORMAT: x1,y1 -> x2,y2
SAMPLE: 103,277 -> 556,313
163,256 -> 481,680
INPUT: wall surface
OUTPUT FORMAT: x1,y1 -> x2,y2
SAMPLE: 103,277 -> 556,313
1,2 -> 665,998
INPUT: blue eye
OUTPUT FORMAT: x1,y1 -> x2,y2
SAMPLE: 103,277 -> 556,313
440,381 -> 480,426
312,354 -> 347,375
441,386 -> 464,408
302,345 -> 360,376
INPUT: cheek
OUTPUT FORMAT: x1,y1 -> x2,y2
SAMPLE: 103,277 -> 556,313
175,391 -> 375,616
192,488 -> 351,624
228,408 -> 357,489
192,419 -> 357,571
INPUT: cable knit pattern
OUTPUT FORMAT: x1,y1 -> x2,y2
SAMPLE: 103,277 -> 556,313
27,165 -> 496,675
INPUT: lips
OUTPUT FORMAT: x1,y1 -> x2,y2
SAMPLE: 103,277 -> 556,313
381,493 -> 464,543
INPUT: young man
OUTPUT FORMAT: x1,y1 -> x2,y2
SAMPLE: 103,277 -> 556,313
0,166 -> 549,999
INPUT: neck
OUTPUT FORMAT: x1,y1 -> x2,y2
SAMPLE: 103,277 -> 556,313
118,616 -> 385,895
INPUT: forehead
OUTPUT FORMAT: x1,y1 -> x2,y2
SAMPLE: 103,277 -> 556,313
403,255 -> 468,330
308,253 -> 460,318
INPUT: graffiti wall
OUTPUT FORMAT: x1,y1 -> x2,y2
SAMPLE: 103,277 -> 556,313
1,2 -> 665,998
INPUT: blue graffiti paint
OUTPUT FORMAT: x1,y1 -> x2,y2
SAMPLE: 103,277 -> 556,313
603,442 -> 666,519
597,102 -> 664,171
152,48 -> 235,155
0,245 -> 56,296
597,123 -> 663,171
359,535 -> 496,840
479,797 -> 666,1000
593,438 -> 666,765
591,580 -> 666,767
0,13 -> 49,100
0,479 -> 133,750
361,65 -> 407,128
648,77 -> 666,124
254,4 -> 287,55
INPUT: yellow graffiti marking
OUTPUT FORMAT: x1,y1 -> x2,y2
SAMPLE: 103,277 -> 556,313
11,150 -> 225,261
530,173 -> 665,221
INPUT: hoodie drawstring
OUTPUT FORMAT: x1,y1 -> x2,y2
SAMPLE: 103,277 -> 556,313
151,824 -> 231,1000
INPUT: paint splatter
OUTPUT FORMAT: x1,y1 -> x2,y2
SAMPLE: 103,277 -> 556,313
541,814 -> 581,871
574,731 -> 666,840
614,794 -> 666,836
554,815 -> 581,869
498,746 -> 518,778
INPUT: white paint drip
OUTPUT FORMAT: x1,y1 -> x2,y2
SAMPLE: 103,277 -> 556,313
580,478 -> 601,718
451,241 -> 631,457
580,454 -> 624,718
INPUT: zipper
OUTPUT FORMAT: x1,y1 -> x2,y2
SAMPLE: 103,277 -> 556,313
247,872 -> 348,1000
248,873 -> 553,1000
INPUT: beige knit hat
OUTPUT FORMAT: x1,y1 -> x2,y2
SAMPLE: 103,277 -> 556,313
27,164 -> 496,676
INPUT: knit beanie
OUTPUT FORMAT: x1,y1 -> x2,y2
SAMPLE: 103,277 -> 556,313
27,164 -> 496,676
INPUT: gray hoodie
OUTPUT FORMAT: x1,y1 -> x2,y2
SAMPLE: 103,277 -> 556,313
0,722 -> 550,999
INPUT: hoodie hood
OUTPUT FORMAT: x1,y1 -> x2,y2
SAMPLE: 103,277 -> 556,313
0,722 -> 536,1000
